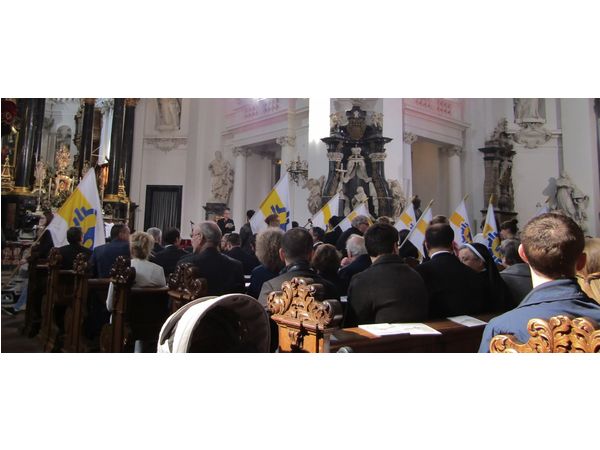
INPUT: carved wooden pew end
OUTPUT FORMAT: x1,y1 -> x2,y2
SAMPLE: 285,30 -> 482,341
490,315 -> 600,353
167,263 -> 208,313
267,277 -> 343,353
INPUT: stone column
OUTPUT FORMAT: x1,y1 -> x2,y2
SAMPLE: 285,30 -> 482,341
445,146 -> 463,209
105,98 -> 125,200
121,98 -> 139,195
276,135 -> 296,170
13,99 -> 41,194
29,99 -> 46,185
231,147 -> 251,228
77,98 -> 96,179
403,131 -> 418,198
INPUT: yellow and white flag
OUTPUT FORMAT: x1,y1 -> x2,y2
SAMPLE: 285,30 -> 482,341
407,204 -> 433,258
310,193 -> 340,231
249,173 -> 291,234
394,202 -> 417,232
337,202 -> 372,232
482,201 -> 502,263
449,199 -> 473,245
45,169 -> 106,249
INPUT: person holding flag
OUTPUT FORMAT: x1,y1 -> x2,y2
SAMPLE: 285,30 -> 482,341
249,174 -> 291,234
482,196 -> 503,264
449,196 -> 473,246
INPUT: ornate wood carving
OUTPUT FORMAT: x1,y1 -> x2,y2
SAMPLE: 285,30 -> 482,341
267,277 -> 343,353
101,256 -> 135,352
490,315 -> 600,353
167,263 -> 208,313
64,252 -> 90,352
39,248 -> 63,351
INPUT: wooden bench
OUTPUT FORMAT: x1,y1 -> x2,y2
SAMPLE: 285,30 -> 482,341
490,315 -> 600,353
23,243 -> 47,338
167,263 -> 208,314
100,257 -> 170,353
266,276 -> 495,353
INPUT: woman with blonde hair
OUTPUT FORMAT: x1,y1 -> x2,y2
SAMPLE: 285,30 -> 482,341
577,238 -> 600,304
247,228 -> 284,299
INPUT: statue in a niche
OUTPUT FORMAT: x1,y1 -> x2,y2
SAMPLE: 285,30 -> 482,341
156,98 -> 182,131
514,98 -> 542,121
208,150 -> 234,203
351,186 -> 369,210
343,147 -> 371,183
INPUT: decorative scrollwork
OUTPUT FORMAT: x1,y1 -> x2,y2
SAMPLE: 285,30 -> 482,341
490,315 -> 600,353
47,247 -> 63,269
109,256 -> 135,286
73,252 -> 89,275
168,263 -> 207,299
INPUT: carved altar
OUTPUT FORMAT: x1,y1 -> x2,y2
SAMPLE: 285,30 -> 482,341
320,102 -> 394,217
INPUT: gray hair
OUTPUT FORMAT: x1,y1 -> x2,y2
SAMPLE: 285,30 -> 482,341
346,234 -> 367,257
196,221 -> 222,245
351,215 -> 370,228
146,227 -> 162,244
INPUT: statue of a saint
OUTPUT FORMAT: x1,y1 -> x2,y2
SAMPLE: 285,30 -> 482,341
303,176 -> 325,215
555,171 -> 589,228
156,98 -> 182,131
343,147 -> 371,183
515,98 -> 542,121
387,179 -> 406,218
351,186 -> 369,210
33,160 -> 47,191
208,151 -> 233,203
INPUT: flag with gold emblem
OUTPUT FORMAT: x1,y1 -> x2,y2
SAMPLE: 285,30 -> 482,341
394,202 -> 417,232
449,199 -> 473,245
45,169 -> 106,249
310,193 -> 340,231
407,204 -> 433,258
249,173 -> 291,234
482,201 -> 502,263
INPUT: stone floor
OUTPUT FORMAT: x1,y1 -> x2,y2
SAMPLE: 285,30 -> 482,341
1,308 -> 43,353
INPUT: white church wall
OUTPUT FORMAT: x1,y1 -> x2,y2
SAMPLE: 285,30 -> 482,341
382,99 -> 404,184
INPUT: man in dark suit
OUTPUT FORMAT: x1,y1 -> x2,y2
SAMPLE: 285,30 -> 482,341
415,223 -> 486,318
58,226 -> 92,269
89,223 -> 131,278
499,238 -> 533,308
259,228 -> 340,308
217,208 -> 236,235
147,227 -> 164,257
239,209 -> 255,253
338,234 -> 371,295
323,216 -> 342,246
336,215 -> 370,256
223,232 -> 260,275
177,221 -> 244,296
152,227 -> 189,279
345,223 -> 428,327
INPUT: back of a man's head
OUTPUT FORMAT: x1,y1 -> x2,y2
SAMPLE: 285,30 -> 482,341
520,213 -> 584,279
425,223 -> 454,250
111,223 -> 126,241
351,215 -> 369,230
281,228 -> 313,263
328,215 -> 342,229
225,232 -> 241,247
146,227 -> 162,243
66,226 -> 83,245
500,238 -> 523,266
198,221 -> 222,247
246,210 -> 255,221
163,227 -> 180,245
364,223 -> 399,258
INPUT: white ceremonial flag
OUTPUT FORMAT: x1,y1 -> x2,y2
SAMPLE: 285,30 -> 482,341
449,199 -> 473,245
407,204 -> 433,258
45,169 -> 106,249
394,202 -> 417,232
310,193 -> 340,231
249,173 -> 291,234
337,202 -> 372,232
482,201 -> 502,264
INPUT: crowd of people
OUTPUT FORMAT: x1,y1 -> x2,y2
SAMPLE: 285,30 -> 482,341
4,206 -> 600,353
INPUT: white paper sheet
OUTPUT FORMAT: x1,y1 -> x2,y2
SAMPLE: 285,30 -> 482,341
358,323 -> 441,337
446,315 -> 488,327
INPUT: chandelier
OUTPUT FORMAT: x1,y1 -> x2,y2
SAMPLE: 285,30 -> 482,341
286,156 -> 308,185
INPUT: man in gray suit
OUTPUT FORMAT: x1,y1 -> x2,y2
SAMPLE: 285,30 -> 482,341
499,239 -> 533,308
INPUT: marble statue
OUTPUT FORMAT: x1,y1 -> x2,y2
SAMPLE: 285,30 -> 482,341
515,98 -> 542,121
343,147 -> 371,183
208,150 -> 234,203
351,186 -> 369,210
33,160 -> 47,190
387,179 -> 406,218
303,176 -> 325,215
554,171 -> 589,230
156,98 -> 182,131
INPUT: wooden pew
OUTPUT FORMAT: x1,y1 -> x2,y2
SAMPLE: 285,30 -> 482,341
490,315 -> 600,353
63,252 -> 92,353
23,243 -> 47,338
267,277 -> 343,352
167,263 -> 208,314
100,257 -> 170,353
38,248 -> 61,349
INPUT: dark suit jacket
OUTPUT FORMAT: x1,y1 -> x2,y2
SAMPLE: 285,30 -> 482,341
415,252 -> 486,319
247,264 -> 279,299
239,223 -> 253,253
89,239 -> 130,278
217,218 -> 236,235
500,263 -> 533,308
58,243 -> 92,270
177,246 -> 245,296
345,254 -> 428,327
258,261 -> 340,308
152,245 -> 189,279
338,253 -> 372,295
225,246 -> 260,275
151,242 -> 164,257
323,228 -> 342,247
